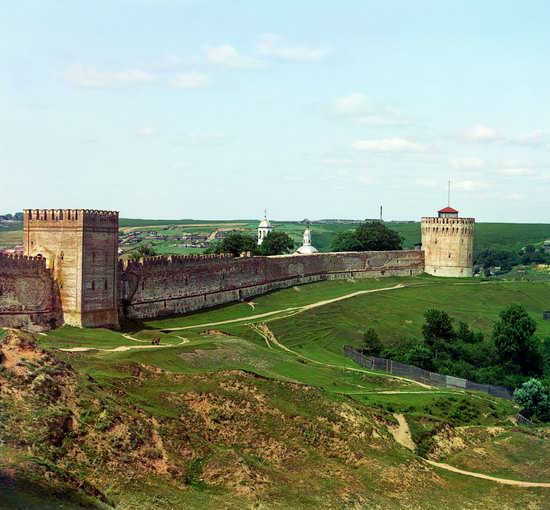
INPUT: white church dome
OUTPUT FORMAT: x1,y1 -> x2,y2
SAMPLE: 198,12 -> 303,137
295,244 -> 318,255
294,226 -> 318,255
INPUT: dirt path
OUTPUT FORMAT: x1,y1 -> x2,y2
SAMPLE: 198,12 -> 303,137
122,333 -> 149,343
425,460 -> 550,488
388,411 -> 550,488
164,283 -> 406,332
59,337 -> 189,353
388,414 -> 416,451
251,323 -> 432,389
250,323 -> 274,350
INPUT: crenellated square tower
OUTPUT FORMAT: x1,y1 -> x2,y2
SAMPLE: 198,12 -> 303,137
23,209 -> 119,328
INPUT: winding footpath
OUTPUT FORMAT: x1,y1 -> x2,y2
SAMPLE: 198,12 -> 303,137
58,334 -> 189,353
249,322 -> 432,389
164,283 -> 406,331
390,412 -> 550,488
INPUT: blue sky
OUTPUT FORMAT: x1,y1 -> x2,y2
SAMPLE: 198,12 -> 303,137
1,0 -> 549,222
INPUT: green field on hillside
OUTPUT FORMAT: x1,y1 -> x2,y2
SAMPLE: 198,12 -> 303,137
3,218 -> 550,254
5,276 -> 550,510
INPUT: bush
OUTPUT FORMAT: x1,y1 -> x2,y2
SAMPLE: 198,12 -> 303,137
362,328 -> 382,356
513,378 -> 550,422
492,304 -> 543,376
404,345 -> 433,371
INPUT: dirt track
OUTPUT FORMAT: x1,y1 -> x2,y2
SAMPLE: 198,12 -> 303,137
390,410 -> 550,488
165,283 -> 406,331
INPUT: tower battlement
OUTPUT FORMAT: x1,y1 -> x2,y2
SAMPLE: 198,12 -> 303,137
420,216 -> 474,225
122,253 -> 234,270
24,209 -> 118,227
0,253 -> 47,270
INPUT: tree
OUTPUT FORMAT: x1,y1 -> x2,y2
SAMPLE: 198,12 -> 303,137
422,309 -> 455,354
455,321 -> 483,344
331,221 -> 403,252
474,249 -> 519,273
513,378 -> 550,421
355,221 -> 403,251
331,231 -> 364,252
259,231 -> 295,256
130,243 -> 157,259
543,337 -> 550,373
208,232 -> 257,257
404,344 -> 434,371
362,328 -> 382,356
492,304 -> 543,375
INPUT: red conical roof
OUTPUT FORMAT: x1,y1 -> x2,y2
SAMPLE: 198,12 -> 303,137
438,206 -> 459,214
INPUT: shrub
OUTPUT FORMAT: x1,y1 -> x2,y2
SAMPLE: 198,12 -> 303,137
513,378 -> 550,422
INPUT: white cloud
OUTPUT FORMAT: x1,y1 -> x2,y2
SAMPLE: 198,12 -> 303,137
450,157 -> 484,169
415,179 -> 439,189
283,175 -> 307,182
204,45 -> 264,69
169,71 -> 210,89
138,127 -> 156,136
357,175 -> 372,185
503,192 -> 525,200
321,158 -> 355,166
351,138 -> 426,153
513,130 -> 550,147
258,33 -> 329,62
500,167 -> 531,176
65,64 -> 155,88
173,161 -> 193,170
156,54 -> 200,71
183,132 -> 229,146
464,124 -> 499,143
333,93 -> 406,126
456,179 -> 489,190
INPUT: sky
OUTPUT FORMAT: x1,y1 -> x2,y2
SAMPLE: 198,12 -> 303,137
1,0 -> 549,222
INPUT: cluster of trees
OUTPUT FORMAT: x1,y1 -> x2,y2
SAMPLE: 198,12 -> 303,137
0,212 -> 23,221
362,304 -> 550,413
475,244 -> 550,275
130,243 -> 158,259
331,221 -> 403,252
205,231 -> 295,257
130,231 -> 295,259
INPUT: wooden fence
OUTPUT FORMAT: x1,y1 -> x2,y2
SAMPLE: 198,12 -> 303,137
342,345 -> 514,400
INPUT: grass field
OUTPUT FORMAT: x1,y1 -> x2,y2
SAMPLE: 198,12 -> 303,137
5,275 -> 550,509
39,275 -> 550,397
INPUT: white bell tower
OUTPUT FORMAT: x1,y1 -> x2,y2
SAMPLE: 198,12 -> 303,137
257,210 -> 273,245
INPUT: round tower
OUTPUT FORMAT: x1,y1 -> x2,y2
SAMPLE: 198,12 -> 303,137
421,206 -> 475,277
257,210 -> 272,246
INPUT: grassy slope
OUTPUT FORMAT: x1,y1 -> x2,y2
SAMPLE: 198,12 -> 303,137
267,279 -> 550,360
444,429 -> 550,483
5,277 -> 550,509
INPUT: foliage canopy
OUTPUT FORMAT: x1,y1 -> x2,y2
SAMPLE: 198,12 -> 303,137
332,221 -> 403,252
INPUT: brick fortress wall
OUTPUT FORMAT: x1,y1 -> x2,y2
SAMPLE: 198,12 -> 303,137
0,253 -> 62,331
120,250 -> 425,320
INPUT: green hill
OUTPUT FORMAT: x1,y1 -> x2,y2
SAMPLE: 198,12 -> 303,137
3,277 -> 550,509
2,219 -> 550,255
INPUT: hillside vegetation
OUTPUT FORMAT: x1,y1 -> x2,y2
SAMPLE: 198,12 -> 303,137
2,276 -> 550,509
2,218 -> 549,255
